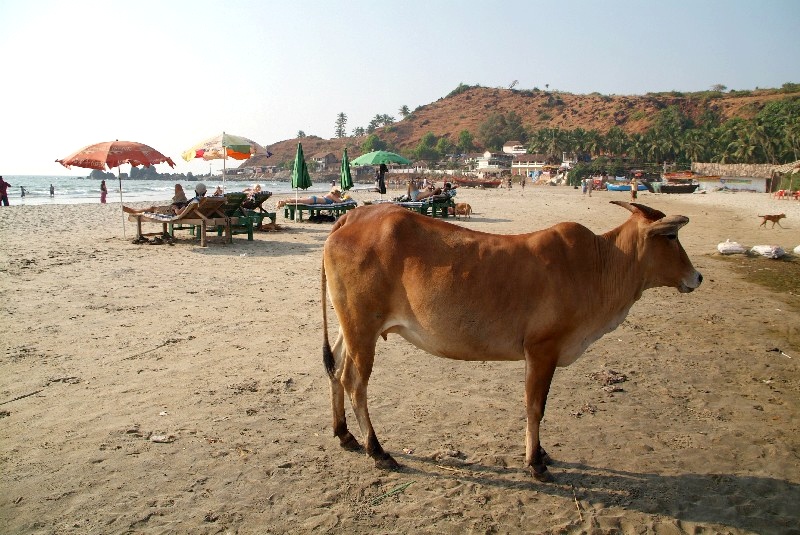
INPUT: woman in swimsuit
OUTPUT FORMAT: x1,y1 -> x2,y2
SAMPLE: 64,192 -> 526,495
277,187 -> 344,208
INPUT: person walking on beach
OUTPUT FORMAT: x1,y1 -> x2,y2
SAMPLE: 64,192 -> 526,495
50,184 -> 55,197
630,177 -> 638,201
20,186 -> 26,198
0,176 -> 10,206
100,180 -> 108,204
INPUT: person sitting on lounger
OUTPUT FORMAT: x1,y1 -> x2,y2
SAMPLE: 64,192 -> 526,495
123,183 -> 204,215
407,179 -> 440,202
276,187 -> 344,208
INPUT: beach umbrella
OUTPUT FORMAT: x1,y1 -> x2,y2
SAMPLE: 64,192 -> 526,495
350,150 -> 411,166
182,132 -> 271,192
56,140 -> 175,237
351,151 -> 409,196
340,148 -> 353,192
291,143 -> 312,220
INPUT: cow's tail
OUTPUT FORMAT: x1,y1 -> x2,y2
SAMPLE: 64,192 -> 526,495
323,215 -> 351,378
322,255 -> 335,378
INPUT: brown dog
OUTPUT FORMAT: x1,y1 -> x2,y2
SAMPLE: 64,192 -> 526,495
758,213 -> 786,228
455,203 -> 472,218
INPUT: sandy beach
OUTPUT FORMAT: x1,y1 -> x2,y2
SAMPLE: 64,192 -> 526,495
1,186 -> 799,534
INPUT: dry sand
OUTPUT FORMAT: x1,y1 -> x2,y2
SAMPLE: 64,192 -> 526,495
1,186 -> 799,534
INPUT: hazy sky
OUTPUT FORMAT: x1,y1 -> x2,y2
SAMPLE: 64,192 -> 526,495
1,0 -> 797,175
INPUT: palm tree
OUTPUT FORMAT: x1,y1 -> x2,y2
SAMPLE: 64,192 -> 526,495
681,130 -> 707,163
605,127 -> 629,157
398,105 -> 410,118
628,134 -> 647,162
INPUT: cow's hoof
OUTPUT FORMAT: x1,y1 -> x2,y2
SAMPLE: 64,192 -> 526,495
374,454 -> 400,470
339,434 -> 363,452
542,452 -> 554,465
529,466 -> 555,483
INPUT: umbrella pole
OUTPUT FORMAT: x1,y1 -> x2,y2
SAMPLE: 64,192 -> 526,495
223,145 -> 227,193
118,167 -> 126,238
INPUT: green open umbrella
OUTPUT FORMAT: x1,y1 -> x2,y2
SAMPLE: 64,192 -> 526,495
291,143 -> 312,219
340,148 -> 353,192
350,150 -> 411,166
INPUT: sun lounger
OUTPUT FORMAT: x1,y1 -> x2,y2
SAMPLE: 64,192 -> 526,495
214,192 -> 253,240
127,197 -> 229,247
283,199 -> 358,221
241,191 -> 276,227
366,193 -> 456,218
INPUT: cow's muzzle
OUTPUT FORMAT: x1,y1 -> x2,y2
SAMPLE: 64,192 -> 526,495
678,271 -> 703,293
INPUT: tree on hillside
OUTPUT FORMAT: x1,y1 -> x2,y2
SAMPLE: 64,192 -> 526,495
681,130 -> 708,163
710,84 -> 727,92
413,132 -> 440,161
361,134 -> 387,153
367,116 -> 381,134
436,136 -> 454,157
478,111 -> 527,151
604,127 -> 629,157
335,113 -> 348,138
352,126 -> 365,137
297,130 -> 306,138
457,130 -> 475,153
399,105 -> 410,118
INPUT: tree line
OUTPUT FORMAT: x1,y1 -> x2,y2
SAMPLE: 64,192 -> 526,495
325,83 -> 799,168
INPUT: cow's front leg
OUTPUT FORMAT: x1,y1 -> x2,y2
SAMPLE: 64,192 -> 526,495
342,346 -> 399,470
524,351 -> 557,482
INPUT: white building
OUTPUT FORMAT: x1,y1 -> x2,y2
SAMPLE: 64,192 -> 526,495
502,140 -> 527,155
476,151 -> 512,174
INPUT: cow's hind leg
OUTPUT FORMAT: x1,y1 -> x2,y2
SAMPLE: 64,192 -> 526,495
524,351 -> 557,482
328,331 -> 362,452
341,341 -> 399,470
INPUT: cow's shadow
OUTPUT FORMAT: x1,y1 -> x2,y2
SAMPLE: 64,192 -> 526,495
396,456 -> 799,532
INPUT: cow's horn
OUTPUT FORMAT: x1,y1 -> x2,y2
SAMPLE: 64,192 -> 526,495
610,201 -> 666,221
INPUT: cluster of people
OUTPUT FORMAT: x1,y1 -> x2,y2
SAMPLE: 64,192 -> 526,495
400,178 -> 457,202
122,183 -> 203,216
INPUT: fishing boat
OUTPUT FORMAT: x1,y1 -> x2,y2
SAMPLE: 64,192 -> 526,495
453,177 -> 502,188
654,171 -> 709,194
606,182 -> 647,192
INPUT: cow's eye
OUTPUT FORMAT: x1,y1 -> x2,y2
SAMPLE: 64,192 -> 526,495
665,234 -> 677,240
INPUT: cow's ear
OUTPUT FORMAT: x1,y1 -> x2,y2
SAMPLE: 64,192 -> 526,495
610,201 -> 666,221
646,215 -> 689,237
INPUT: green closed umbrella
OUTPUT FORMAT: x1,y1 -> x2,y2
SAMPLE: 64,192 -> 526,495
340,148 -> 353,192
291,143 -> 312,220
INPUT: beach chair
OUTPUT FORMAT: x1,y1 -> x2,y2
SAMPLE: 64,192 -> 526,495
214,192 -> 253,241
283,199 -> 358,221
241,191 -> 276,228
127,196 -> 228,247
372,193 -> 456,218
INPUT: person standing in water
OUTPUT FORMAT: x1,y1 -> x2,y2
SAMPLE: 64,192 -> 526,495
50,184 -> 55,197
100,180 -> 108,203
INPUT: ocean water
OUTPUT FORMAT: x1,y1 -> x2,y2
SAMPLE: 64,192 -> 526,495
2,175 -> 339,206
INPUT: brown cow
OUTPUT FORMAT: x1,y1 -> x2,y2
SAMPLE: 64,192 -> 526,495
321,201 -> 702,481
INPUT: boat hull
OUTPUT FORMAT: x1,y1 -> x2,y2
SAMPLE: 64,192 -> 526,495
661,184 -> 699,194
454,178 -> 502,188
607,183 -> 647,192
